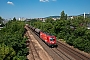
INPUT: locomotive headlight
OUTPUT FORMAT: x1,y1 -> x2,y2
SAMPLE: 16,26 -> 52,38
50,41 -> 54,43
40,34 -> 42,35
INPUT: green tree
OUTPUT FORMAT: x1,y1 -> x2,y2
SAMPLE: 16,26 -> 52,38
0,43 -> 15,60
13,17 -> 16,21
0,16 -> 3,23
45,18 -> 54,23
65,14 -> 67,20
60,11 -> 67,20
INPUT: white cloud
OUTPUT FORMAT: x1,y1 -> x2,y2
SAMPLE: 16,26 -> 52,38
39,0 -> 49,2
7,1 -> 14,5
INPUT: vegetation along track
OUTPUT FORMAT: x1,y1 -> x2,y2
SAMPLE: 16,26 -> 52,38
57,41 -> 90,60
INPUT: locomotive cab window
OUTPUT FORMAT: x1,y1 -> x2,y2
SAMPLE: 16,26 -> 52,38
49,38 -> 55,41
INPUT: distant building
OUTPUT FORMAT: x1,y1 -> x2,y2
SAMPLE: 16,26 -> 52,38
0,24 -> 3,30
45,16 -> 60,20
25,18 -> 32,21
18,17 -> 21,21
18,17 -> 26,21
70,16 -> 74,20
36,18 -> 46,22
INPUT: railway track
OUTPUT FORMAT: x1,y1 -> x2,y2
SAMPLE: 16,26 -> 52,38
26,25 -> 90,60
57,41 -> 90,60
51,48 -> 75,60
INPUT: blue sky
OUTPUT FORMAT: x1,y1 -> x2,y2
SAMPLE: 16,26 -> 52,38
0,0 -> 90,19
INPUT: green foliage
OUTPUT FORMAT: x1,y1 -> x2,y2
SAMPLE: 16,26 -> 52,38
0,43 -> 15,60
0,21 -> 28,60
45,18 -> 54,23
0,16 -> 3,24
60,11 -> 67,20
13,17 -> 16,21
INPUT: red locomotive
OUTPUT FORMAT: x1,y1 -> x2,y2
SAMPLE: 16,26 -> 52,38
35,28 -> 57,47
40,31 -> 57,47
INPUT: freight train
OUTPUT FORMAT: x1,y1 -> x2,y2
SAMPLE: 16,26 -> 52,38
26,24 -> 57,47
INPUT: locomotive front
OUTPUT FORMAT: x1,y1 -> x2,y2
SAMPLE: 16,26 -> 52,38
48,36 -> 57,47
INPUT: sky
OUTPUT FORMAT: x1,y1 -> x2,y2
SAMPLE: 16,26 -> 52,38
0,0 -> 90,19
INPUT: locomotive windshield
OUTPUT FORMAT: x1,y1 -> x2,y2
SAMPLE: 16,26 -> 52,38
50,38 -> 55,41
